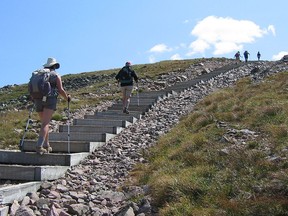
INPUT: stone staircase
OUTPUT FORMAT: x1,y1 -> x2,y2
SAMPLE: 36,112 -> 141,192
0,62 -> 244,214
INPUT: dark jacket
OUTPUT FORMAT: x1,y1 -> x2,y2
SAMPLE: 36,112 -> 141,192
115,66 -> 138,87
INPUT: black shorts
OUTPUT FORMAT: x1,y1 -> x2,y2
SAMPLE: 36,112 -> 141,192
34,97 -> 57,112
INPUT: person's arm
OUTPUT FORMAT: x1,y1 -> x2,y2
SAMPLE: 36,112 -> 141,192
56,75 -> 70,101
115,69 -> 122,81
131,70 -> 138,82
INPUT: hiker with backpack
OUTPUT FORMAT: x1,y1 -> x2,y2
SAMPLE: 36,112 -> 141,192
115,62 -> 139,114
234,51 -> 241,63
29,57 -> 71,154
244,50 -> 250,63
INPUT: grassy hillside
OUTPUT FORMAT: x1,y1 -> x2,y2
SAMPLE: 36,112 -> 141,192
130,72 -> 288,215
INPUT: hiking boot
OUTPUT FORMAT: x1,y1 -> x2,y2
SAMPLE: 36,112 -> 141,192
43,144 -> 52,153
36,146 -> 47,155
123,108 -> 129,114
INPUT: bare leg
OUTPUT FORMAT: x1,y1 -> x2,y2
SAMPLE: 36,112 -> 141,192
122,87 -> 127,111
121,86 -> 133,113
36,108 -> 54,154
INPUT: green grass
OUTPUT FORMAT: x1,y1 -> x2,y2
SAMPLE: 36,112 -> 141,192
0,84 -> 28,102
0,110 -> 38,149
128,71 -> 288,215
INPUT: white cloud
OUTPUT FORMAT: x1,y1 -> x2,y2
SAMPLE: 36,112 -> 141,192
213,42 -> 243,55
187,39 -> 210,56
170,54 -> 182,60
267,25 -> 276,36
272,51 -> 288,60
188,16 -> 269,56
149,43 -> 173,53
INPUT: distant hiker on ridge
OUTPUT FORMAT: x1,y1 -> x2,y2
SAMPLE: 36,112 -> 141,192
244,50 -> 250,63
234,51 -> 241,63
30,57 -> 71,155
257,51 -> 261,61
115,62 -> 138,114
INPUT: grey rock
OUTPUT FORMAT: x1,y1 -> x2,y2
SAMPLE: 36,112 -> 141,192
10,200 -> 20,216
15,206 -> 36,216
67,203 -> 89,215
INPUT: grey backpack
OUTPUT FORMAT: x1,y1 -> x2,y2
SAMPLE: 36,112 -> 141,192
28,69 -> 51,99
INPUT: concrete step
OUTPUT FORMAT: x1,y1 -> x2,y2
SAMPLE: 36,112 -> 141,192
0,150 -> 89,166
0,206 -> 9,215
59,124 -> 124,134
108,104 -> 152,112
125,100 -> 156,106
129,97 -> 158,103
49,132 -> 115,142
0,164 -> 69,181
164,79 -> 204,93
21,140 -> 104,153
94,110 -> 142,119
84,114 -> 138,123
127,98 -> 159,106
108,108 -> 148,115
0,182 -> 42,205
137,90 -> 171,98
74,118 -> 132,127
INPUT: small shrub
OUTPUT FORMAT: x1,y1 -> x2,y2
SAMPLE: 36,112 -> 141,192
261,105 -> 283,117
149,175 -> 180,207
274,125 -> 288,139
205,102 -> 218,112
192,133 -> 207,149
194,114 -> 214,129
52,113 -> 64,121
247,141 -> 259,149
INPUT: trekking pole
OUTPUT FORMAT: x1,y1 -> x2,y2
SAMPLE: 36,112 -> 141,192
67,100 -> 71,154
136,82 -> 140,106
19,104 -> 34,151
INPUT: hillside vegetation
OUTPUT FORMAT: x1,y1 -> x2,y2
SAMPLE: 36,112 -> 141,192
130,72 -> 288,215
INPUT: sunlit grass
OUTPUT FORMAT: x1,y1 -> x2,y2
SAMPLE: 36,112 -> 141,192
0,110 -> 37,149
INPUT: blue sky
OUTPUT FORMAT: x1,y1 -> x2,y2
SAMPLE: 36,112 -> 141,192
0,0 -> 287,88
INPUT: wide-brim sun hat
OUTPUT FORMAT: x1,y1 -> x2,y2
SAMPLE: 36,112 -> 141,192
43,57 -> 60,69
